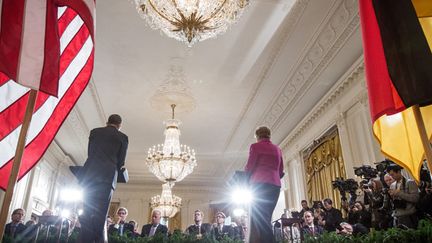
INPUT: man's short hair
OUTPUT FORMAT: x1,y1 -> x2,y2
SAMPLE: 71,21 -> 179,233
215,212 -> 226,218
323,198 -> 333,205
387,163 -> 403,173
12,208 -> 24,215
194,210 -> 203,217
255,126 -> 271,139
152,209 -> 161,215
303,211 -> 313,217
301,200 -> 308,204
108,114 -> 122,125
117,207 -> 128,215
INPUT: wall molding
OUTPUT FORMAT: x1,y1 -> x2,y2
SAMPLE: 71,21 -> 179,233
223,0 -> 360,178
254,0 -> 359,148
87,78 -> 107,124
280,56 -> 364,153
222,0 -> 311,152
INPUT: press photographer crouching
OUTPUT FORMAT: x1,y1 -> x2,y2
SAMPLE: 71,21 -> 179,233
387,164 -> 420,229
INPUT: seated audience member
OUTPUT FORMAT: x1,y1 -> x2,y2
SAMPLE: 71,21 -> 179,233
23,214 -> 38,240
185,210 -> 212,238
352,223 -> 369,236
336,222 -> 353,236
211,212 -> 234,240
37,209 -> 59,240
141,209 -> 168,237
231,214 -> 247,241
388,164 -> 420,229
3,208 -> 27,241
348,201 -> 371,228
313,208 -> 324,226
25,214 -> 38,226
128,220 -> 140,237
299,200 -> 311,219
108,207 -> 134,236
319,198 -> 342,232
42,209 -> 53,216
302,211 -> 324,238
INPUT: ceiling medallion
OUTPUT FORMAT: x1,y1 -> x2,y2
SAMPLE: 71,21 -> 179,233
149,60 -> 196,114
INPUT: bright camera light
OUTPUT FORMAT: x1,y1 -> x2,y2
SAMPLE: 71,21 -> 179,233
61,209 -> 70,218
233,208 -> 246,217
60,188 -> 83,202
231,188 -> 253,204
78,209 -> 83,215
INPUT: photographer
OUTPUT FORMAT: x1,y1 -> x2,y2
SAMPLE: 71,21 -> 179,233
387,164 -> 419,229
318,198 -> 342,232
347,201 -> 371,229
363,178 -> 390,229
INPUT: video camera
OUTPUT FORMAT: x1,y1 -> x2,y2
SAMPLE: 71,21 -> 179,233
332,178 -> 359,203
332,178 -> 359,194
375,159 -> 393,174
354,165 -> 378,180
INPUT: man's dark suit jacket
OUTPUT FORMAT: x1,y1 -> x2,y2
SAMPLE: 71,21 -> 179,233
185,223 -> 212,236
301,224 -> 324,237
4,222 -> 26,239
211,225 -> 234,240
108,223 -> 134,236
79,125 -> 128,242
140,224 -> 168,237
80,126 -> 128,189
323,207 -> 343,232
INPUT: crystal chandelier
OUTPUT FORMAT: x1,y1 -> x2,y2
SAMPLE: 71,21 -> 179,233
133,0 -> 250,46
147,104 -> 197,183
151,183 -> 182,218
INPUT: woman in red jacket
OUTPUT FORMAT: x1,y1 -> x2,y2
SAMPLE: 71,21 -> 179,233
245,126 -> 284,243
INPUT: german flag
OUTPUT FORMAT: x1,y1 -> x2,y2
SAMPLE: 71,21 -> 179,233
359,0 -> 432,182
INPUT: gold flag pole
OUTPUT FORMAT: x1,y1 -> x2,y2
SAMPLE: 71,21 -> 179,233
0,89 -> 38,240
413,105 -> 432,177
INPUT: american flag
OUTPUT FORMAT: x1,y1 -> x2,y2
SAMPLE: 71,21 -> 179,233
0,0 -> 95,190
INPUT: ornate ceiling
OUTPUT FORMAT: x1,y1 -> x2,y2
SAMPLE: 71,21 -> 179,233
54,0 -> 363,191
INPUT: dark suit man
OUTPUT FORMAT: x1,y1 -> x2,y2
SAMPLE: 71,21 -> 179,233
3,208 -> 27,241
108,207 -> 134,237
211,225 -> 234,240
78,114 -> 128,243
185,210 -> 212,238
210,212 -> 234,240
141,210 -> 168,237
301,211 -> 324,240
320,198 -> 343,232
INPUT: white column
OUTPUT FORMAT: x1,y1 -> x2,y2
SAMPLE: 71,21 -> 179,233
22,169 -> 37,221
337,111 -> 355,179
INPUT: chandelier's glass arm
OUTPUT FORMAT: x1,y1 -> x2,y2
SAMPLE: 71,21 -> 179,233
170,0 -> 185,19
147,0 -> 176,22
207,0 -> 229,20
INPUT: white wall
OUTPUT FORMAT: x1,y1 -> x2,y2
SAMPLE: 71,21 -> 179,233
0,142 -> 77,223
279,58 -> 385,211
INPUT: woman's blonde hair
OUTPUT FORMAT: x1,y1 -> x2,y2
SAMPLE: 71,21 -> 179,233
255,126 -> 271,139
